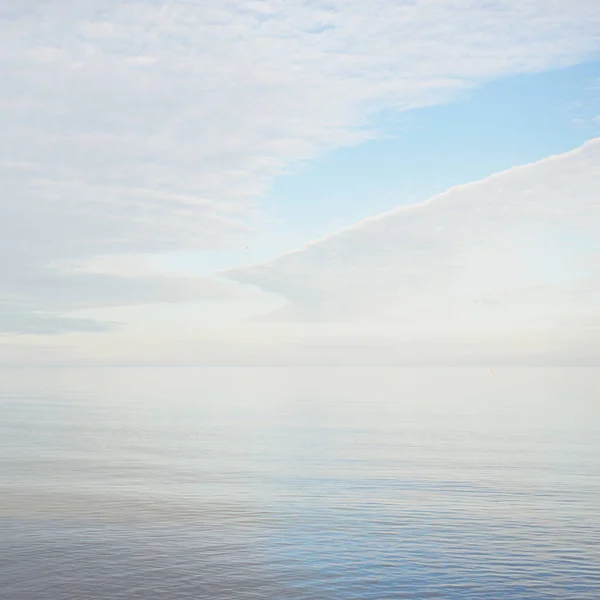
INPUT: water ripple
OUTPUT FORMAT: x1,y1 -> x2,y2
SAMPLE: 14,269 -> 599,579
1,367 -> 599,599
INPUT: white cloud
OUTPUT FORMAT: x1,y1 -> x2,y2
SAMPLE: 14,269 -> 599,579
226,139 -> 600,362
1,1 -> 600,332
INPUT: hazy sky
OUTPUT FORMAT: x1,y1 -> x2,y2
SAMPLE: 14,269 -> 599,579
1,0 -> 599,365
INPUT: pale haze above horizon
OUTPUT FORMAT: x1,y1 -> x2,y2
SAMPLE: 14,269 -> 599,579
1,0 -> 599,366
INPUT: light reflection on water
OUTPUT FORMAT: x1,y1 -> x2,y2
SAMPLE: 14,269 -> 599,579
1,367 -> 599,599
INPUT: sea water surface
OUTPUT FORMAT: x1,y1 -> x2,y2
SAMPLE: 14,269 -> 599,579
1,367 -> 599,599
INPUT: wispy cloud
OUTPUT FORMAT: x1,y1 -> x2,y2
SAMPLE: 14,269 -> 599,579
1,1 -> 599,332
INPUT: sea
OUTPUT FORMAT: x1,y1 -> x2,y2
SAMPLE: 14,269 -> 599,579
1,367 -> 599,599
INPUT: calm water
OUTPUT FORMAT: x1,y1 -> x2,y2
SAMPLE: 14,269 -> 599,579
1,367 -> 599,599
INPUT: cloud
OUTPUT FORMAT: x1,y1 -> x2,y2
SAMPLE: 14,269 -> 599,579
1,1 -> 599,332
0,241 -> 232,333
225,139 -> 600,361
0,309 -> 115,335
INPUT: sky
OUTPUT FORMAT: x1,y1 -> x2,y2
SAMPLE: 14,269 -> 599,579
1,0 -> 599,366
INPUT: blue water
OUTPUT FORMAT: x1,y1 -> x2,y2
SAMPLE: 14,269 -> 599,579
1,367 -> 599,599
